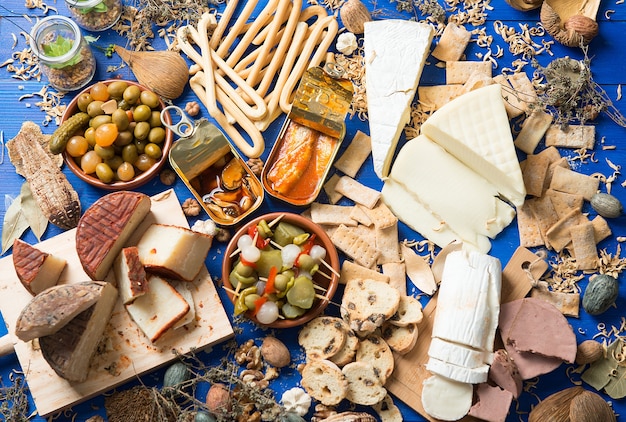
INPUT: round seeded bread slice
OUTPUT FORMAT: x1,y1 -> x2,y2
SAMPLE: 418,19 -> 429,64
301,359 -> 348,406
330,329 -> 359,367
298,316 -> 347,360
342,361 -> 387,406
356,335 -> 394,384
373,394 -> 403,422
382,321 -> 419,355
388,295 -> 423,327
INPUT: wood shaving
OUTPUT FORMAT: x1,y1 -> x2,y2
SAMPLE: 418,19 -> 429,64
541,252 -> 584,294
493,21 -> 553,60
24,0 -> 57,13
335,48 -> 368,120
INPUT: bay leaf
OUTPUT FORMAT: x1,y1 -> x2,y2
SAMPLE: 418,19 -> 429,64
20,182 -> 48,241
1,193 -> 29,254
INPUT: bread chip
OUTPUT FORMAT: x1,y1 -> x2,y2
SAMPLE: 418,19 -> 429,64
389,295 -> 423,327
382,261 -> 407,295
310,203 -> 358,226
334,131 -> 372,178
545,189 -> 584,218
341,279 -> 401,335
356,335 -> 394,384
550,166 -> 600,201
570,221 -> 598,270
340,260 -> 390,285
342,361 -> 387,405
545,124 -> 595,149
334,176 -> 381,209
545,209 -> 587,252
545,157 -> 570,192
298,316 -> 347,360
381,321 -> 419,355
514,110 -> 553,154
432,22 -> 471,62
508,72 -> 537,111
446,61 -> 492,84
591,215 -> 612,244
527,196 -> 560,247
373,394 -> 403,422
323,173 -> 344,204
418,85 -> 462,110
301,359 -> 348,406
329,328 -> 359,367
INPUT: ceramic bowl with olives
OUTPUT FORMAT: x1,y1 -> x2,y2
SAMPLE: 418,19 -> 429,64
222,212 -> 340,329
60,79 -> 173,190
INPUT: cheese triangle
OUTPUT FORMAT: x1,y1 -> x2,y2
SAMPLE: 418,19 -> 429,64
421,84 -> 526,206
364,19 -> 433,179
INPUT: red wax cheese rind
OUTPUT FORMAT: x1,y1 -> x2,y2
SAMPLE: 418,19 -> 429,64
12,239 -> 66,295
468,383 -> 514,422
489,349 -> 523,399
76,191 -> 151,280
114,246 -> 148,305
505,297 -> 577,363
498,299 -> 564,379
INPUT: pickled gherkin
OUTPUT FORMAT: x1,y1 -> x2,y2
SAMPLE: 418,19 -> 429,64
49,112 -> 90,154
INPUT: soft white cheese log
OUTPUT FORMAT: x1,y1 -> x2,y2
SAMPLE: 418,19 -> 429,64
364,19 -> 433,179
421,84 -> 526,206
422,374 -> 473,421
137,224 -> 213,281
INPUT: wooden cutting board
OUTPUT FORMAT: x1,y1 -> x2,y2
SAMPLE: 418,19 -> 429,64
0,189 -> 234,417
386,247 -> 548,421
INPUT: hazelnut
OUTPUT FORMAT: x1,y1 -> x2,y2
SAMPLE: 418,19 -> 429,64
339,0 -> 371,34
206,383 -> 231,413
575,340 -> 604,365
260,336 -> 291,368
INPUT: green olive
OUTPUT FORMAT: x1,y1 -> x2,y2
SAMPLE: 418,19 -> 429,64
134,121 -> 151,141
148,127 -> 166,144
243,293 -> 261,311
90,114 -> 112,129
140,90 -> 160,109
133,104 -> 152,122
135,153 -> 156,172
107,81 -> 128,99
117,99 -> 132,110
87,100 -> 105,117
149,111 -> 163,127
123,85 -> 141,104
274,273 -> 291,292
134,138 -> 148,154
297,254 -> 316,273
144,143 -> 162,160
95,162 -> 115,183
112,108 -> 130,131
235,261 -> 255,278
114,130 -> 134,147
77,93 -> 93,112
105,155 -> 123,171
84,127 -> 96,147
94,144 -> 115,160
122,144 -> 139,164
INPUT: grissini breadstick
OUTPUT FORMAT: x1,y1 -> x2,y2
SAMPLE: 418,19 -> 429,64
209,0 -> 239,50
215,0 -> 259,57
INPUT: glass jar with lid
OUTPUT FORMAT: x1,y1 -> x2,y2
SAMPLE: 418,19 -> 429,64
29,15 -> 96,92
65,0 -> 122,32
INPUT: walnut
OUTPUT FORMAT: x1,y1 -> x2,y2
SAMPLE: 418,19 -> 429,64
160,168 -> 176,185
235,339 -> 256,365
182,198 -> 201,216
264,366 -> 280,382
185,100 -> 200,117
312,403 -> 338,421
246,158 -> 264,177
240,369 -> 268,389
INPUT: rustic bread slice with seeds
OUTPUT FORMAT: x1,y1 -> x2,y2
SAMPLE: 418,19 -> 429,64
340,279 -> 401,336
342,361 -> 387,405
329,328 -> 359,367
388,294 -> 423,327
373,394 -> 403,422
301,359 -> 348,406
355,335 -> 394,384
382,321 -> 419,355
298,316 -> 347,360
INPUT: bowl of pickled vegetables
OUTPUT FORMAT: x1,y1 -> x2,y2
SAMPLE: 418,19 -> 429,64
58,79 -> 173,190
222,212 -> 340,328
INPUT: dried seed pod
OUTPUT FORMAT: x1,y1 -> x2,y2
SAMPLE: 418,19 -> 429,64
590,192 -> 623,218
339,0 -> 371,34
529,387 -> 583,422
540,2 -> 600,47
569,389 -> 616,422
575,340 -> 604,365
505,0 -> 542,11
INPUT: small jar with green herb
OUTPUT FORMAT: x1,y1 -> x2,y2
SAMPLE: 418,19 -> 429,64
29,16 -> 96,92
64,0 -> 122,32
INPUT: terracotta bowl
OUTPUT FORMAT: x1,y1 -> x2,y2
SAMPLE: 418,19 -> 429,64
61,79 -> 173,190
222,212 -> 340,329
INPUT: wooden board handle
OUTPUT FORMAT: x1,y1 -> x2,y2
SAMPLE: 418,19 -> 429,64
0,334 -> 14,357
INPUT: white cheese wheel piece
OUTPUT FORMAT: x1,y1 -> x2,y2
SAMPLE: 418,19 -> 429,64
136,224 -> 213,282
364,20 -> 434,179
172,281 -> 195,329
422,375 -> 473,421
420,84 -> 526,206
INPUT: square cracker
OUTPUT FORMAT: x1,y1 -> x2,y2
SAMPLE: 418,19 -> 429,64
340,260 -> 389,285
334,131 -> 372,178
310,203 -> 357,226
591,215 -> 612,244
570,221 -> 598,271
334,176 -> 381,209
493,74 -> 525,119
527,196 -> 560,247
517,201 -> 544,248
418,85 -> 462,110
382,262 -> 407,295
331,224 -> 380,268
550,166 -> 599,201
545,189 -> 584,219
545,124 -> 595,149
446,61 -> 492,84
350,205 -> 373,227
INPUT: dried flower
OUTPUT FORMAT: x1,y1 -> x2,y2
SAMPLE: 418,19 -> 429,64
182,198 -> 201,216
185,100 -> 201,117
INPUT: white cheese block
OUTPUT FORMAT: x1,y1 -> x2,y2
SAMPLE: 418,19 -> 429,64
172,281 -> 195,329
114,246 -> 148,305
421,84 -> 526,206
422,375 -> 473,421
426,357 -> 490,384
432,250 -> 501,351
125,275 -> 190,342
137,224 -> 213,281
364,19 -> 433,179
387,135 -> 515,251
428,337 -> 492,369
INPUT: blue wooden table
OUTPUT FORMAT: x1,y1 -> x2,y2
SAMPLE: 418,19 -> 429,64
2,0 -> 626,421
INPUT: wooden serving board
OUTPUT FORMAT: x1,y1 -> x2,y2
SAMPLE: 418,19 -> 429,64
386,247 -> 549,421
0,189 -> 234,417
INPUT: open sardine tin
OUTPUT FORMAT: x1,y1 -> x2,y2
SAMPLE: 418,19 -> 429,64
169,119 -> 264,226
262,65 -> 354,206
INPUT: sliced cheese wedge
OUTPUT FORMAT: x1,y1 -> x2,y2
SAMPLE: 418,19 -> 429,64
12,239 -> 66,295
364,19 -> 433,179
422,375 -> 473,421
421,84 -> 526,206
426,357 -> 490,384
385,135 -> 515,252
172,281 -> 195,329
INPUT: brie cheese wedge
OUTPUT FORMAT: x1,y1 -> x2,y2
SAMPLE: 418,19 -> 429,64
364,19 -> 433,179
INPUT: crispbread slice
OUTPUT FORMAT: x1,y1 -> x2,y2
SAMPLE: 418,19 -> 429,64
374,394 -> 403,422
15,281 -> 109,342
355,335 -> 394,384
301,359 -> 348,406
388,295 -> 423,327
298,316 -> 347,360
342,361 -> 387,405
381,321 -> 418,355
341,279 -> 401,335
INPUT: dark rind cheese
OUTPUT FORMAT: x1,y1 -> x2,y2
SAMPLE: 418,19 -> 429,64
39,282 -> 118,382
76,191 -> 151,280
13,239 -> 66,295
114,246 -> 148,304
15,281 -> 107,342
